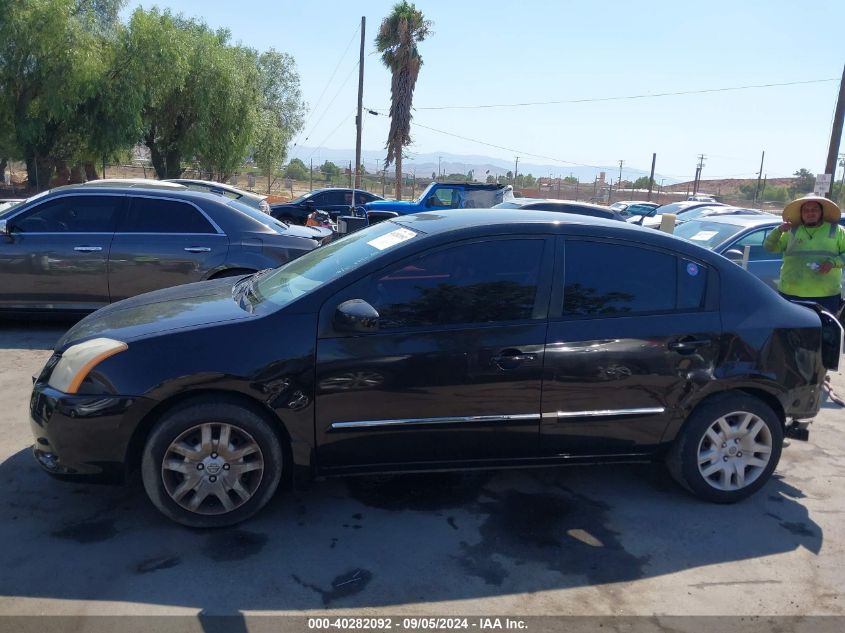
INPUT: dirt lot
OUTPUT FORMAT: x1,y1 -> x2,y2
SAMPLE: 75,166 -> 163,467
0,319 -> 843,625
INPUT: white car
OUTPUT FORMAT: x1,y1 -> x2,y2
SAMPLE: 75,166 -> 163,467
167,179 -> 271,214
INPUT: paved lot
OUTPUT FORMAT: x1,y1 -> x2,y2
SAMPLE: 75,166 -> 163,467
0,320 -> 843,618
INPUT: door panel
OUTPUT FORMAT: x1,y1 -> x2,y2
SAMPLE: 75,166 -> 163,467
108,197 -> 229,301
314,236 -> 554,469
540,237 -> 721,456
0,195 -> 120,310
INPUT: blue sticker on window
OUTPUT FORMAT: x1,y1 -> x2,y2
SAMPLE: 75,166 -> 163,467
686,262 -> 699,277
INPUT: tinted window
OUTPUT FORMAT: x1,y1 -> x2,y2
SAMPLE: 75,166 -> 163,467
122,198 -> 215,233
564,241 -> 705,316
13,195 -> 119,232
315,191 -> 346,206
367,239 -> 544,329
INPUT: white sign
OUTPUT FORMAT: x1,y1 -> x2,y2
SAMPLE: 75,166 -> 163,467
367,227 -> 417,251
815,173 -> 832,193
690,230 -> 719,241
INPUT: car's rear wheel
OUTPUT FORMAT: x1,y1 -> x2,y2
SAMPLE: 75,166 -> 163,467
141,401 -> 283,527
667,394 -> 782,503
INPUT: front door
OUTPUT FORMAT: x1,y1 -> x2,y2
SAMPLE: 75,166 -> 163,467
108,196 -> 228,301
0,194 -> 120,310
541,237 -> 721,456
314,236 -> 554,471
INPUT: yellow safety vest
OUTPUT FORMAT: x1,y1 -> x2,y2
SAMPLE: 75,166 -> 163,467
763,221 -> 845,297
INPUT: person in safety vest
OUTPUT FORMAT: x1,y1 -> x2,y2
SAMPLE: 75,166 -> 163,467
764,194 -> 845,315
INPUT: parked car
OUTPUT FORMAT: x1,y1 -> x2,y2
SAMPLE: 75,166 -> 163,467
610,200 -> 660,214
0,183 -> 331,313
29,209 -> 841,527
672,215 -> 845,316
166,179 -> 271,214
270,188 -> 381,225
493,199 -> 627,221
638,200 -> 728,228
674,205 -> 770,225
364,182 -> 515,223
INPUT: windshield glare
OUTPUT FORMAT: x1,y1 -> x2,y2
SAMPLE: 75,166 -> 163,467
673,220 -> 744,249
255,221 -> 420,307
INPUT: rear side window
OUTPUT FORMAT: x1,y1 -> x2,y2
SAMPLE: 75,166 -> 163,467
13,195 -> 120,233
563,240 -> 707,316
122,198 -> 215,233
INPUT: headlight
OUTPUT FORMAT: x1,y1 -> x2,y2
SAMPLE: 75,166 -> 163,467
47,338 -> 128,394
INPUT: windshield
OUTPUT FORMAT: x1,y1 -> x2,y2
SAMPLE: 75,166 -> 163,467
673,220 -> 745,250
288,192 -> 314,204
676,205 -> 725,222
414,182 -> 436,204
254,221 -> 421,308
227,199 -> 291,231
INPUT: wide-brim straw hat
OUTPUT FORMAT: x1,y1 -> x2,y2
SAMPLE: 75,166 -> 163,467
782,194 -> 841,224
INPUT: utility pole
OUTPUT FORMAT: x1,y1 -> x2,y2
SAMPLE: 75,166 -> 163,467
514,157 -> 519,186
693,154 -> 706,194
309,159 -> 313,191
762,174 -> 767,200
754,150 -> 765,204
647,153 -> 656,201
354,16 -> 366,192
824,64 -> 845,200
838,154 -> 845,206
618,160 -> 624,188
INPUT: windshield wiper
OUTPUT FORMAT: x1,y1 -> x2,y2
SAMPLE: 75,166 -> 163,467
232,268 -> 274,309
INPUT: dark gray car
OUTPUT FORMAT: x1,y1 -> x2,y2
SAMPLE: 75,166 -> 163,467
0,183 -> 332,313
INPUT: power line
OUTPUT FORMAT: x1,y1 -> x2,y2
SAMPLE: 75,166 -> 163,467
408,78 -> 838,111
309,111 -> 357,160
293,23 -> 361,148
299,61 -> 360,151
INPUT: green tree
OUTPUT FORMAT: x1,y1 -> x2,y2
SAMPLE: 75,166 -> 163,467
285,158 -> 308,180
321,160 -> 340,181
376,1 -> 431,200
790,168 -> 815,196
564,176 -> 578,184
253,109 -> 286,192
633,176 -> 652,189
522,174 -> 536,187
506,170 -> 513,181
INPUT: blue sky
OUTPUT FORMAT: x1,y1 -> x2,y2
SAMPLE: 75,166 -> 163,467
122,0 -> 845,182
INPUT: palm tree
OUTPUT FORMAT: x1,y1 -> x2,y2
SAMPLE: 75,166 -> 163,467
376,1 -> 431,200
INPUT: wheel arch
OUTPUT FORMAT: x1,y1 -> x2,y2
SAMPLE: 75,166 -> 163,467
125,389 -> 294,485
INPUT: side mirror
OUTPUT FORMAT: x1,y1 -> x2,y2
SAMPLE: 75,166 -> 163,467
724,248 -> 744,261
0,220 -> 7,236
334,299 -> 379,333
304,199 -> 315,208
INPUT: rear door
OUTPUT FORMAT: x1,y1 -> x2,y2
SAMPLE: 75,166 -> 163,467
108,196 -> 228,301
0,194 -> 120,310
540,237 -> 721,456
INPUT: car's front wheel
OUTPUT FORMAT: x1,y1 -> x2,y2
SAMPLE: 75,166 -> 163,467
668,394 -> 783,503
141,400 -> 283,527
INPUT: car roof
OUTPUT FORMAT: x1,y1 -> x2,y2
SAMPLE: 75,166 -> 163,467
81,178 -> 186,190
42,182 -> 230,203
168,179 -> 267,200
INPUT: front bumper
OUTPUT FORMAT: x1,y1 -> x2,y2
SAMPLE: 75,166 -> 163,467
30,382 -> 153,482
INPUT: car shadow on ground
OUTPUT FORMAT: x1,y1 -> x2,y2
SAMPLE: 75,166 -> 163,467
0,446 -> 822,613
0,317 -> 78,350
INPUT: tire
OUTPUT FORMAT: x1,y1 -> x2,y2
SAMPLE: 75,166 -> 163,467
667,393 -> 783,503
141,400 -> 284,528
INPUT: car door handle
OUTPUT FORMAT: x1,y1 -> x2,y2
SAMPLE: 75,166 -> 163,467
73,246 -> 103,252
184,247 -> 212,253
491,351 -> 537,370
668,337 -> 712,353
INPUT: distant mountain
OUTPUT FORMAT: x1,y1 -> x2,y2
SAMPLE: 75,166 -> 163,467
289,146 -> 682,184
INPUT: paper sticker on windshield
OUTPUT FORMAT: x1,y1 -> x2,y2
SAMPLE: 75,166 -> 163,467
686,262 -> 699,277
689,230 -> 718,241
368,227 -> 417,251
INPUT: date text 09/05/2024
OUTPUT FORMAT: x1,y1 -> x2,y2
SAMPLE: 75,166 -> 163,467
307,617 -> 528,630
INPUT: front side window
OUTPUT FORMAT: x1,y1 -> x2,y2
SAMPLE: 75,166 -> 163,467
563,240 -> 707,316
12,195 -> 120,233
366,239 -> 544,329
426,188 -> 458,208
122,198 -> 215,233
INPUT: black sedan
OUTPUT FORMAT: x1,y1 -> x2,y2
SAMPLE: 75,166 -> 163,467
0,183 -> 331,313
270,188 -> 382,225
29,210 -> 840,527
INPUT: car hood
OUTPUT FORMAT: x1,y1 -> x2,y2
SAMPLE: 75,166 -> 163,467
56,277 -> 255,351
